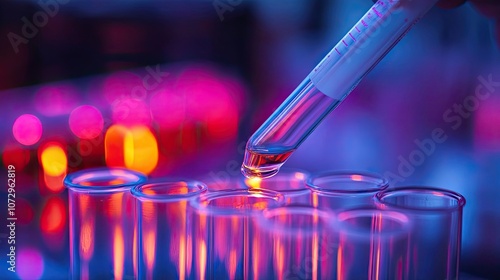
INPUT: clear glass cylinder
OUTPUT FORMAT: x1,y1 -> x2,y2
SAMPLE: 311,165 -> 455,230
191,189 -> 284,280
335,209 -> 411,280
256,205 -> 338,280
64,168 -> 147,280
306,171 -> 389,211
131,180 -> 208,280
375,187 -> 466,280
243,168 -> 311,205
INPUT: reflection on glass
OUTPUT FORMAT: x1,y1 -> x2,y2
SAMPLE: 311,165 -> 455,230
191,189 -> 284,280
376,187 -> 466,280
307,171 -> 389,210
244,168 -> 311,205
64,167 -> 147,280
335,209 -> 411,280
256,205 -> 337,280
131,180 -> 207,280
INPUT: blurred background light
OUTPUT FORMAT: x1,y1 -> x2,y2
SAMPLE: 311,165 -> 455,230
150,88 -> 186,129
2,142 -> 31,171
474,96 -> 500,151
111,97 -> 152,126
16,248 -> 44,280
40,196 -> 67,234
69,105 -> 104,139
34,84 -> 79,117
43,172 -> 66,194
16,198 -> 35,225
40,143 -> 67,177
12,114 -> 43,146
105,124 -> 130,168
104,124 -> 159,174
124,125 -> 159,175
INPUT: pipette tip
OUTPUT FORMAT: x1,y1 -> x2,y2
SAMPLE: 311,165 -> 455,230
241,164 -> 280,179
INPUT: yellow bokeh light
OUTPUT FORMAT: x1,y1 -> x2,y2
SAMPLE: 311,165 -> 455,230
40,144 -> 67,176
124,126 -> 159,175
124,131 -> 135,168
105,125 -> 159,175
105,124 -> 130,167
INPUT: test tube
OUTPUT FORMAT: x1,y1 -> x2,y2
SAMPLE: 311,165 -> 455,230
241,0 -> 441,178
191,189 -> 284,280
64,167 -> 147,280
131,180 -> 207,280
335,209 -> 411,280
306,171 -> 389,211
256,205 -> 338,280
375,187 -> 466,280
243,168 -> 311,205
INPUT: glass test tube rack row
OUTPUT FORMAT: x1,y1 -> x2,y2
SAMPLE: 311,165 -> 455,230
64,168 -> 465,280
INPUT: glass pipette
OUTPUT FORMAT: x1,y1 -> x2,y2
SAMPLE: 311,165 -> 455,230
242,0 -> 440,178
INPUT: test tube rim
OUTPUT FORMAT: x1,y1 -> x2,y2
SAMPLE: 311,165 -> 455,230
334,208 -> 411,240
306,170 -> 389,195
131,179 -> 208,202
64,167 -> 147,193
242,167 -> 311,193
190,188 -> 285,217
375,186 -> 466,213
257,205 -> 336,236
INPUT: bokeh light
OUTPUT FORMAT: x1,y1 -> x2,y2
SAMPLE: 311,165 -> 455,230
474,96 -> 500,151
69,105 -> 104,139
105,125 -> 159,174
150,88 -> 186,128
105,124 -> 130,167
40,143 -> 67,177
34,84 -> 79,116
43,172 -> 66,193
180,123 -> 197,154
40,197 -> 66,234
12,114 -> 43,146
178,66 -> 240,140
112,97 -> 151,126
124,125 -> 159,175
16,198 -> 35,225
16,248 -> 44,280
2,143 -> 30,171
